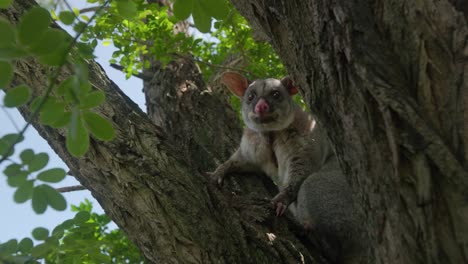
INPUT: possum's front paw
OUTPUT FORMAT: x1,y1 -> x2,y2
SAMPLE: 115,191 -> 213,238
206,165 -> 228,185
271,190 -> 291,216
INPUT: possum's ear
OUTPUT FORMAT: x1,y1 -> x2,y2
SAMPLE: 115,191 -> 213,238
281,76 -> 299,95
222,72 -> 249,97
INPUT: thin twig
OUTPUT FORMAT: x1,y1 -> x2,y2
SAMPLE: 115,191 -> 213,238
174,54 -> 257,77
56,185 -> 87,193
0,106 -> 20,132
79,6 -> 105,14
109,63 -> 151,80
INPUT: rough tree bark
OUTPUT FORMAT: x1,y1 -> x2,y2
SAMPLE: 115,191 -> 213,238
2,0 -> 467,263
4,0 -> 321,263
231,0 -> 468,263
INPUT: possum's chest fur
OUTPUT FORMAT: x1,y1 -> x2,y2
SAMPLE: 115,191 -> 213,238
240,128 -> 308,189
240,130 -> 279,182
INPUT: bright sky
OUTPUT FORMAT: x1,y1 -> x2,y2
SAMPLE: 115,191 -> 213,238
0,1 -> 145,243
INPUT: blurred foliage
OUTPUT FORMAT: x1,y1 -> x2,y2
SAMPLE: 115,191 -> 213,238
0,200 -> 144,263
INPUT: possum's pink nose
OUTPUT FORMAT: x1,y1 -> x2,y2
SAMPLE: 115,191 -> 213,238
255,98 -> 270,114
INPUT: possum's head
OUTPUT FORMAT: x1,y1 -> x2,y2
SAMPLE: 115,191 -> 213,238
222,72 -> 299,132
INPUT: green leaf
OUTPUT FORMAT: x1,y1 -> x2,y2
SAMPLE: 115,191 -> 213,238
14,180 -> 34,203
202,0 -> 229,20
30,242 -> 52,257
2,133 -> 24,144
0,134 -> 24,157
59,11 -> 75,25
6,170 -> 28,187
0,0 -> 13,9
32,227 -> 49,240
0,239 -> 17,254
18,238 -> 33,253
73,21 -> 86,33
75,62 -> 90,86
57,76 -> 79,102
74,211 -> 90,224
39,98 -> 66,125
0,46 -> 28,60
66,109 -> 89,157
20,149 -> 35,164
37,168 -> 66,183
18,7 -> 51,45
29,29 -> 66,56
49,111 -> 71,128
79,90 -> 105,109
173,0 -> 193,20
116,0 -> 138,19
29,152 -> 49,172
192,1 -> 211,33
37,35 -> 71,66
0,61 -> 13,89
32,185 -> 47,214
3,84 -> 31,107
37,47 -> 67,66
43,184 -> 66,211
60,219 -> 75,229
3,163 -> 21,177
82,111 -> 115,141
76,42 -> 95,59
0,18 -> 15,48
0,133 -> 24,157
0,139 -> 12,157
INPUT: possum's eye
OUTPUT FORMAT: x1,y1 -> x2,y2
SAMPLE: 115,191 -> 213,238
272,91 -> 281,99
247,92 -> 256,102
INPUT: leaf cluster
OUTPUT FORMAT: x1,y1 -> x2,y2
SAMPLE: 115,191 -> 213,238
0,200 -> 144,263
0,3 -> 116,161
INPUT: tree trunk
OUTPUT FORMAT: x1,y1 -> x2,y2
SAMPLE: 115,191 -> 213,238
3,0 -> 467,263
231,0 -> 468,263
3,0 -> 323,263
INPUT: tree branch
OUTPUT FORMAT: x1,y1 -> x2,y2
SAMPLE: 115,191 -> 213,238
56,185 -> 87,193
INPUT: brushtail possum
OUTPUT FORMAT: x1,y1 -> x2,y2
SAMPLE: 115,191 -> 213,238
210,72 -> 365,263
